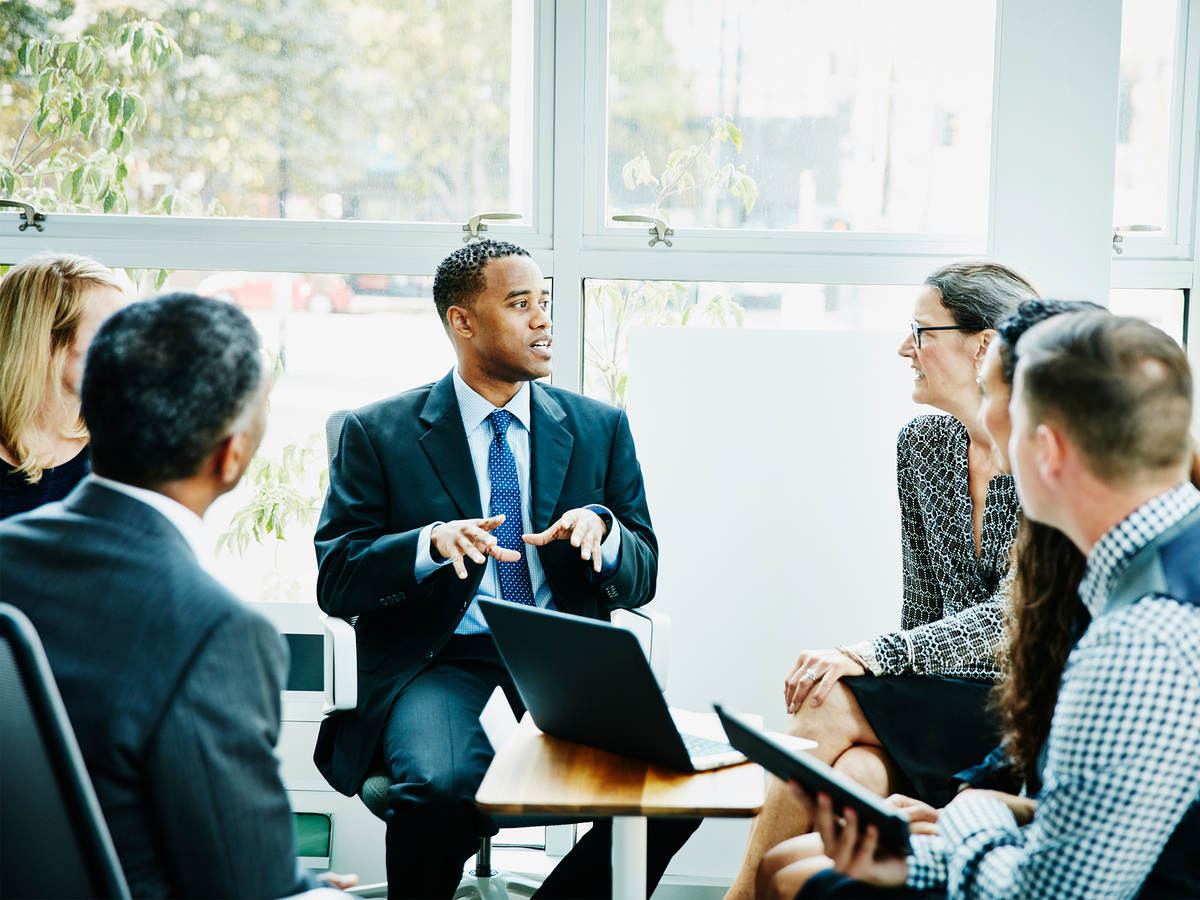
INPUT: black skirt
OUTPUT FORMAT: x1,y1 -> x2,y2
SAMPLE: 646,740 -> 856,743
843,674 -> 1000,807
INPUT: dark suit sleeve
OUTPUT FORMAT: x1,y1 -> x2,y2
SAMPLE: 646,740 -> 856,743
593,409 -> 658,610
315,411 -> 442,618
145,612 -> 319,899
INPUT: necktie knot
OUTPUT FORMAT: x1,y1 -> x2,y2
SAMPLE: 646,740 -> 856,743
490,409 -> 512,439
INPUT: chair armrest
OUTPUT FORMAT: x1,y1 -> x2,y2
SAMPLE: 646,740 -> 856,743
610,607 -> 671,691
321,614 -> 357,715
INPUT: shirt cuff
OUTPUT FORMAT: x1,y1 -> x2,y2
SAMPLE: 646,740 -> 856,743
587,504 -> 622,578
414,522 -> 450,582
940,791 -> 1021,850
905,833 -> 949,891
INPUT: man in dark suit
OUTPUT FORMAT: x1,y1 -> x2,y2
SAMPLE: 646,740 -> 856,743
0,294 -> 351,898
314,239 -> 698,898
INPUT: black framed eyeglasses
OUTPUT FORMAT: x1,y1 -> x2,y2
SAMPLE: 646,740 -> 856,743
909,320 -> 969,349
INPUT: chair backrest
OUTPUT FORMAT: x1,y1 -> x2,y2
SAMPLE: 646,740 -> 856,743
325,409 -> 350,466
0,603 -> 131,899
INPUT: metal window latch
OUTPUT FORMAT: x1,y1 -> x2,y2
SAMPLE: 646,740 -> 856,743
0,199 -> 46,232
1112,224 -> 1163,254
463,212 -> 522,242
612,214 -> 673,247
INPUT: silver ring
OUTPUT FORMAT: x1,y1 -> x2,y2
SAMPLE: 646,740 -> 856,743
804,669 -> 820,683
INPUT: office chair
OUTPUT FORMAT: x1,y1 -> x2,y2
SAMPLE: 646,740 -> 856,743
321,409 -> 671,899
0,603 -> 131,900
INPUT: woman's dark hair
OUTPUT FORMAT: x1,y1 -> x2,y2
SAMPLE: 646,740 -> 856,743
990,298 -> 1196,784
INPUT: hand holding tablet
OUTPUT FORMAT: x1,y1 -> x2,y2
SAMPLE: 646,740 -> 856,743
714,703 -> 912,856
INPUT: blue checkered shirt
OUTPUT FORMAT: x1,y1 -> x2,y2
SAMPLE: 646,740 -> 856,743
414,370 -> 621,635
906,482 -> 1200,899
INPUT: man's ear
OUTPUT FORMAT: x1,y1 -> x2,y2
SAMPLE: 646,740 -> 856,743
1034,422 -> 1067,486
446,305 -> 474,340
211,432 -> 253,488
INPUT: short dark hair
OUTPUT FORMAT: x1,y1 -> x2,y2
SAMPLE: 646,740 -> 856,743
1016,312 -> 1192,482
924,261 -> 1039,333
82,293 -> 265,487
995,298 -> 1106,384
432,239 -> 531,325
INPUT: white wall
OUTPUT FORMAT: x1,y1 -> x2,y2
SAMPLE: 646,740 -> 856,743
627,326 -> 929,882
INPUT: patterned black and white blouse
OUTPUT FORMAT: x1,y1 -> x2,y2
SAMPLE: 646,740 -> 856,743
871,414 -> 1019,680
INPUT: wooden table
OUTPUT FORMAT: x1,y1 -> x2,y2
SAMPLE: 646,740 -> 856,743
476,715 -> 765,900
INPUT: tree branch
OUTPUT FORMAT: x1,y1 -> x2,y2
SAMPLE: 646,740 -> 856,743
11,115 -> 36,168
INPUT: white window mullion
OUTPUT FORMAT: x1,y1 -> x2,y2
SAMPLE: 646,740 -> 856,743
549,0 -> 589,392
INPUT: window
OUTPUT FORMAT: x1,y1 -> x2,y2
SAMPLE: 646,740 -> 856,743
1113,0 -> 1182,238
584,278 -> 913,405
1109,287 -> 1188,345
1,0 -> 536,224
151,269 -> 454,602
604,0 -> 996,235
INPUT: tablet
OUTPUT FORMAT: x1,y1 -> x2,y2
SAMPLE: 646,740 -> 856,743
714,704 -> 911,856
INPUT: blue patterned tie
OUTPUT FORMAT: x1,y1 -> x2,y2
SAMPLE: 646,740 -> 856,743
489,410 -> 535,606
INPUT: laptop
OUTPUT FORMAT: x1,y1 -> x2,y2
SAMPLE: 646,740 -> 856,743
479,600 -> 745,772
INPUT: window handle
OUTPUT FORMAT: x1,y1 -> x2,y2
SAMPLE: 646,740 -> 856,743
463,212 -> 521,242
1112,224 -> 1162,254
0,199 -> 46,232
612,214 -> 674,247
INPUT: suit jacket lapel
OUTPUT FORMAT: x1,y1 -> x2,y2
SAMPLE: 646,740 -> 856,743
418,373 -> 483,519
530,383 -> 573,531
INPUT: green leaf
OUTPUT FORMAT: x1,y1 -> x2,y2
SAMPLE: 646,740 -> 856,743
155,268 -> 169,290
107,91 -> 120,125
728,122 -> 743,154
64,42 -> 78,72
70,167 -> 84,201
80,112 -> 95,139
18,41 -> 28,69
38,70 -> 52,95
109,128 -> 124,151
132,26 -> 146,56
161,193 -> 174,215
70,96 -> 83,125
122,95 -> 136,124
116,161 -> 128,181
102,189 -> 116,213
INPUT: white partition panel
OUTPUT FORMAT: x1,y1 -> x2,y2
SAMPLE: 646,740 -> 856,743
628,326 -> 930,886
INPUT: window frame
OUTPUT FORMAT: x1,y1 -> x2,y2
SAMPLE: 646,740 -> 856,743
1112,0 -> 1199,260
0,0 -> 1196,396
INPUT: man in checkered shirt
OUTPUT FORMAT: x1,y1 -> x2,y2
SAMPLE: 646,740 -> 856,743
797,312 -> 1200,899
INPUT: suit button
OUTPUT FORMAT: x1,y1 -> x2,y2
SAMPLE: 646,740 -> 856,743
425,651 -> 435,661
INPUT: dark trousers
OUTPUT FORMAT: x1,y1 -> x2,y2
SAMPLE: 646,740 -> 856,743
380,635 -> 700,899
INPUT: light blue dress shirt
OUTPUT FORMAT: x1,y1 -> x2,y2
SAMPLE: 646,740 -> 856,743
414,369 -> 622,635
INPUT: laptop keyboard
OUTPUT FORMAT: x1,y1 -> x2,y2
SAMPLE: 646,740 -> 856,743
682,732 -> 735,758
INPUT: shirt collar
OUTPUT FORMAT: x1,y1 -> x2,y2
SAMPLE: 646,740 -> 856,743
452,368 -> 532,436
1078,481 -> 1200,617
88,473 -> 208,561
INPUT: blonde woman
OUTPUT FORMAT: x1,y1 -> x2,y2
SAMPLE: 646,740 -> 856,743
0,254 -> 125,518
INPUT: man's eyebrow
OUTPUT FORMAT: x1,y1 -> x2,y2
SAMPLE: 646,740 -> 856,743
505,288 -> 552,299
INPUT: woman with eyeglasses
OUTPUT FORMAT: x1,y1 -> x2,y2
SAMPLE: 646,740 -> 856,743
724,261 -> 1037,900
